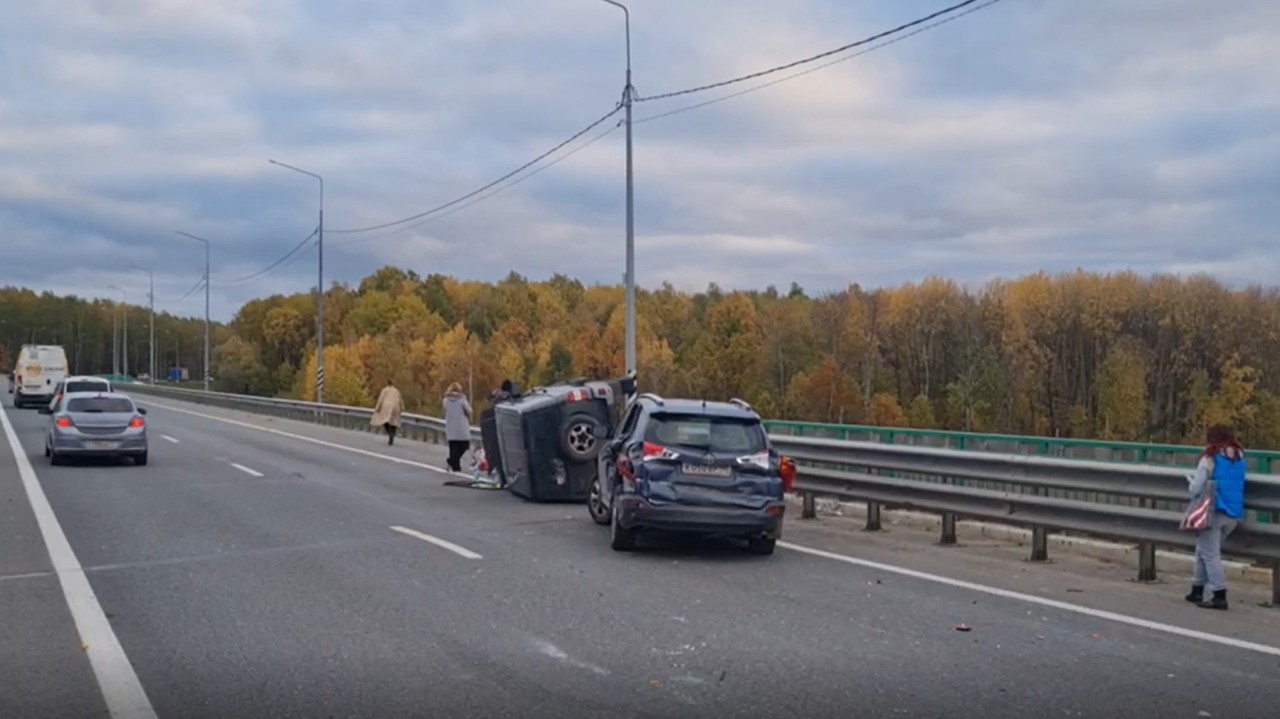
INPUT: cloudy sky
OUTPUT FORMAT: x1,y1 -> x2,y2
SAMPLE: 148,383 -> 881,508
2,0 -> 1278,320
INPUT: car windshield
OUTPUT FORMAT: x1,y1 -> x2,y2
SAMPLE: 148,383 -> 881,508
65,381 -> 108,393
66,397 -> 134,414
645,413 -> 767,454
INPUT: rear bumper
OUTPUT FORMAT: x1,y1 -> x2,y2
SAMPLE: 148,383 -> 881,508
52,437 -> 148,455
616,496 -> 785,538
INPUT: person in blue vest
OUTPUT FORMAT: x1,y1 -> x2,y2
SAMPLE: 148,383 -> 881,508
1185,424 -> 1247,610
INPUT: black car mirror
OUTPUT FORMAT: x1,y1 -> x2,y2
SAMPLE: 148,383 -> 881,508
38,406 -> 51,415
137,407 -> 148,415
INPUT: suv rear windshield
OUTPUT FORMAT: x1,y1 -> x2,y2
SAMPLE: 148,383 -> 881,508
65,381 -> 109,393
66,397 -> 134,414
645,413 -> 767,454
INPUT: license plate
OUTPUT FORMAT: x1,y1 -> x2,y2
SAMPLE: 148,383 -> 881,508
85,441 -> 119,450
681,463 -> 732,477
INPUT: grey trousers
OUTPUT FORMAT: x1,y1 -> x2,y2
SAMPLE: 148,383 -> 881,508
1194,513 -> 1239,592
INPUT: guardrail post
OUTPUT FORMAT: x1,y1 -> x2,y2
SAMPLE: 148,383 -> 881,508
865,501 -> 882,531
1030,526 -> 1049,562
1137,542 -> 1158,582
1272,561 -> 1279,608
940,512 -> 957,545
801,491 -> 816,519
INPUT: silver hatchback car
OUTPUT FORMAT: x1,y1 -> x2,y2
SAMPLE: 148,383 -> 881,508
43,391 -> 149,466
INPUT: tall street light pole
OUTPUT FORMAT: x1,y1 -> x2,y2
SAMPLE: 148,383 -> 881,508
130,265 -> 155,383
173,231 -> 212,392
600,0 -> 637,377
107,285 -> 127,377
269,159 -> 325,404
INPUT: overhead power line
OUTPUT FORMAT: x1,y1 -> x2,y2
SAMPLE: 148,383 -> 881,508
635,0 -> 989,103
328,104 -> 623,235
332,118 -> 624,247
213,227 -> 319,286
634,0 -> 1004,126
167,276 -> 206,305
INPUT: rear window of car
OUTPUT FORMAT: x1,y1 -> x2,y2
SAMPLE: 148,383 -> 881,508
645,413 -> 767,454
65,381 -> 108,393
66,397 -> 134,413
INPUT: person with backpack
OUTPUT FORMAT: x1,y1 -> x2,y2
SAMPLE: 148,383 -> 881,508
1184,424 -> 1247,610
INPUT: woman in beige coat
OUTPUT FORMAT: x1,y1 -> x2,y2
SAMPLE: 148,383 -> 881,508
371,379 -> 405,445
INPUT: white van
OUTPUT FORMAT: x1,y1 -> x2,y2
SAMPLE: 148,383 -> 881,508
14,345 -> 69,409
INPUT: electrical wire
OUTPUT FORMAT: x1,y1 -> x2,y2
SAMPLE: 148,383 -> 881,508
635,0 -> 988,103
328,104 -> 623,235
332,118 -> 624,247
212,227 -> 319,286
167,276 -> 206,304
634,0 -> 1004,126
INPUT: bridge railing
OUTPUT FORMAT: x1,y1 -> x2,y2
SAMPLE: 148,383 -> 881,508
124,382 -> 1280,603
766,420 -> 1280,524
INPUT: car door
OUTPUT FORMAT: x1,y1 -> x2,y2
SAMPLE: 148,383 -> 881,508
599,404 -> 643,508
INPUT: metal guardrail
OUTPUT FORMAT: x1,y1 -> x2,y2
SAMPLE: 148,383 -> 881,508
770,434 -> 1280,604
125,383 -> 482,443
126,382 -> 1280,603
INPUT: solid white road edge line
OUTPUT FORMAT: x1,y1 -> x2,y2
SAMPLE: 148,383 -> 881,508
0,404 -> 159,719
389,525 -> 484,560
230,463 -> 264,478
145,401 -> 454,475
778,540 -> 1280,659
160,435 -> 179,444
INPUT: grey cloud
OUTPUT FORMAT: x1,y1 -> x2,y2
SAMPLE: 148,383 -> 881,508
2,0 -> 1279,321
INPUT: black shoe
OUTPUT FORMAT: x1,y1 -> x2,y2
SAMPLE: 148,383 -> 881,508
388,435 -> 394,446
1198,589 -> 1228,610
1185,585 -> 1205,603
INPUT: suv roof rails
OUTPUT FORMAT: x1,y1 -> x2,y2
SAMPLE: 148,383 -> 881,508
728,397 -> 753,411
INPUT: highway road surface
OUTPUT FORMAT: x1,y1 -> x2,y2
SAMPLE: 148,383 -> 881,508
4,394 -> 1280,718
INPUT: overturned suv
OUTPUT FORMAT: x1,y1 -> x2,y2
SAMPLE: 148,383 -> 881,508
588,394 -> 797,555
494,374 -> 636,503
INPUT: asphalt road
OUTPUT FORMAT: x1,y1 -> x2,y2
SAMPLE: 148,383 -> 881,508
3,394 -> 1280,718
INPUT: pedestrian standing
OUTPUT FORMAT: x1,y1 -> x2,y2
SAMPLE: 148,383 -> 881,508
371,379 -> 405,445
443,381 -> 473,472
1185,424 -> 1247,610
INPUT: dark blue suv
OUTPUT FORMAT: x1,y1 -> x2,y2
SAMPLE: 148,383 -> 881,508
588,394 -> 797,555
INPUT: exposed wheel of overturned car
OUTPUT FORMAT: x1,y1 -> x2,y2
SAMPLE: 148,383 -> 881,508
559,412 -> 604,464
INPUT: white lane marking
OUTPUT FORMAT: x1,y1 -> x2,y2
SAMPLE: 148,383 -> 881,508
144,401 -> 454,475
160,435 -> 179,444
389,525 -> 483,560
779,541 -> 1280,658
230,463 -> 264,478
0,404 -> 159,718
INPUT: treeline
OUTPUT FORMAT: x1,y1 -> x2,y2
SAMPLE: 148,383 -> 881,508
0,286 -> 222,380
210,267 -> 1280,449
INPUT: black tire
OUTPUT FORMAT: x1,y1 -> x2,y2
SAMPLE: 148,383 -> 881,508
587,476 -> 611,526
133,452 -> 148,467
610,504 -> 637,552
13,393 -> 23,409
44,443 -> 50,457
559,413 -> 604,464
747,536 -> 777,556
49,451 -> 64,466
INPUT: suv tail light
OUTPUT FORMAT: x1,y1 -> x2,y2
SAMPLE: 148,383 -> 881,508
642,442 -> 679,461
129,416 -> 145,428
779,456 -> 797,493
55,416 -> 73,428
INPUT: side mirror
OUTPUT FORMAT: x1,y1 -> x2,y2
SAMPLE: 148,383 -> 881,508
137,407 -> 148,415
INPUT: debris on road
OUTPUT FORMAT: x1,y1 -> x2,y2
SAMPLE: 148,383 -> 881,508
954,624 -> 972,632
